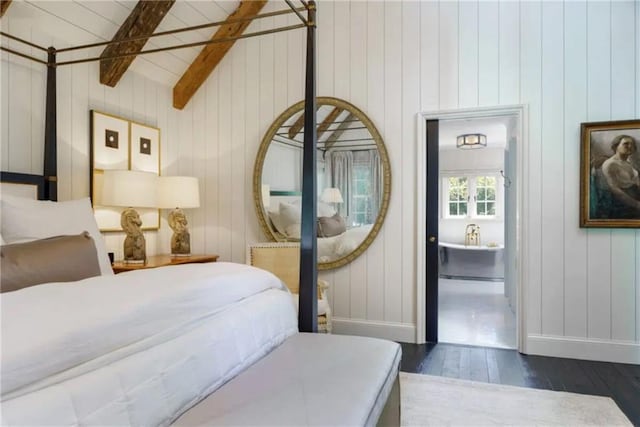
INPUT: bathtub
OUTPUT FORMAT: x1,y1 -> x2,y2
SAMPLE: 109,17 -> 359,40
438,242 -> 504,281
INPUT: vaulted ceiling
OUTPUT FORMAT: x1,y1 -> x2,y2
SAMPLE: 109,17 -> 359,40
2,0 -> 262,108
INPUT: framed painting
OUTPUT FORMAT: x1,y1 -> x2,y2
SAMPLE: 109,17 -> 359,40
580,119 -> 640,228
90,110 -> 160,231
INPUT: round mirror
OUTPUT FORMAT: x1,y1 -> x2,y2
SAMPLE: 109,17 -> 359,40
253,97 -> 391,270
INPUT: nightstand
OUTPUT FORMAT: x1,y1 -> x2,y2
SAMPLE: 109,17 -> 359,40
112,254 -> 219,274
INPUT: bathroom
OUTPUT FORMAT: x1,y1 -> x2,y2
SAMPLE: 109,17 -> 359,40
438,117 -> 517,349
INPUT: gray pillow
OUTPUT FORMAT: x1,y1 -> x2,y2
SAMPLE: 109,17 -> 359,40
1,232 -> 102,293
317,214 -> 346,238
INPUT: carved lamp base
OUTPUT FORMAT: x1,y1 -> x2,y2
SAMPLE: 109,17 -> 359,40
168,208 -> 192,257
121,207 -> 147,264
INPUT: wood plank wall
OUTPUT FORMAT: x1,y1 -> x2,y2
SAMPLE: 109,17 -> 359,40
1,1 -> 638,360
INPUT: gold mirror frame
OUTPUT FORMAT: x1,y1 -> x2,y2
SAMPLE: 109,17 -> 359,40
253,97 -> 391,270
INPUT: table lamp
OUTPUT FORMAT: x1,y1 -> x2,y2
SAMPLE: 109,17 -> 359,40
321,187 -> 343,211
101,170 -> 158,264
157,176 -> 200,256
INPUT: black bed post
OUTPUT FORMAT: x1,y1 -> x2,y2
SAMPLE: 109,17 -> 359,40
298,0 -> 317,333
44,47 -> 57,201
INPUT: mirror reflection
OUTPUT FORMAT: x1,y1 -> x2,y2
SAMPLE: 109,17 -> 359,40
254,97 -> 390,270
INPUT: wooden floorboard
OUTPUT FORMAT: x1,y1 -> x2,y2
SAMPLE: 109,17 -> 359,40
486,347 -> 501,384
421,344 -> 447,376
442,345 -> 462,378
492,348 -> 526,387
400,342 -> 640,425
519,355 -> 552,390
576,359 -> 614,397
468,347 -> 489,382
458,346 -> 470,379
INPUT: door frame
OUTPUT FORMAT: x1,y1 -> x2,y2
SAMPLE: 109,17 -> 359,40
415,105 -> 529,353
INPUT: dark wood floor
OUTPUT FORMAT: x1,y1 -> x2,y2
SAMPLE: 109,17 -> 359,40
400,342 -> 640,426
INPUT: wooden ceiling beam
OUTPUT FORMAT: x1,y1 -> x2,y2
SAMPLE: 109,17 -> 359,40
173,0 -> 267,110
287,105 -> 333,140
324,114 -> 356,151
100,0 -> 175,87
317,107 -> 344,139
288,112 -> 306,139
1,0 -> 12,18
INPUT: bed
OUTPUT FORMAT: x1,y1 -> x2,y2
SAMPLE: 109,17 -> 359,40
0,190 -> 400,425
1,1 -> 401,424
264,195 -> 374,262
1,262 -> 298,425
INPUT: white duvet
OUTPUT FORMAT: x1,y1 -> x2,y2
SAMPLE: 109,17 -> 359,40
318,224 -> 373,262
1,262 -> 298,422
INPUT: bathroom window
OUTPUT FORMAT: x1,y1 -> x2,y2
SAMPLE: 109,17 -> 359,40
443,174 -> 500,218
446,177 -> 468,217
475,176 -> 497,217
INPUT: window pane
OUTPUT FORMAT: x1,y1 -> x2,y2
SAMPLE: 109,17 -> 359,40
477,187 -> 486,200
449,187 -> 459,201
460,185 -> 468,200
459,202 -> 467,215
449,203 -> 457,216
477,176 -> 486,186
477,202 -> 486,215
487,187 -> 496,200
487,202 -> 495,215
486,176 -> 496,186
355,198 -> 366,212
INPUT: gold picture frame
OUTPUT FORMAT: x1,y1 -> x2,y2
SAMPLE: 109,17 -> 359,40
580,119 -> 640,228
90,110 -> 161,231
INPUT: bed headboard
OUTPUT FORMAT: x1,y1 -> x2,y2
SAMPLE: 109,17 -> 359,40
0,172 -> 46,200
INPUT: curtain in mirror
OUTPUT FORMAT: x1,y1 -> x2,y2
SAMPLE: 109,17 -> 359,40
326,149 -> 382,227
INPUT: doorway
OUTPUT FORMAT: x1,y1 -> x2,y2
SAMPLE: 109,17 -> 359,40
416,106 -> 527,352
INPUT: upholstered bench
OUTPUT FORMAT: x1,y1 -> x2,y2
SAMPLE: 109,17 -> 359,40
173,333 -> 401,426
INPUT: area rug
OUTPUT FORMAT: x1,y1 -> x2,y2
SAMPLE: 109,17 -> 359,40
400,372 -> 632,426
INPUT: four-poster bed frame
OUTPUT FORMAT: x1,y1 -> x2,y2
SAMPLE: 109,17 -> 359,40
0,0 -> 319,332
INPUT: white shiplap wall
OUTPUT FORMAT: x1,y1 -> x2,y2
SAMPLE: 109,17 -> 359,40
1,1 -> 638,362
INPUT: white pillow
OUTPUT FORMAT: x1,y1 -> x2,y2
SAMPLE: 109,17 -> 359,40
279,202 -> 301,238
1,196 -> 113,275
284,223 -> 301,239
268,210 -> 288,236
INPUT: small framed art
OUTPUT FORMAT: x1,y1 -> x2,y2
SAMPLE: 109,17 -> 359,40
580,119 -> 640,228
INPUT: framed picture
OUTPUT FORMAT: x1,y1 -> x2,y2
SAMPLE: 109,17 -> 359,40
580,119 -> 640,228
91,111 -> 129,171
90,110 -> 161,231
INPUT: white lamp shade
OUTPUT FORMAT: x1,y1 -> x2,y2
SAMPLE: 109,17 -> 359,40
101,169 -> 157,208
321,187 -> 343,204
157,176 -> 200,209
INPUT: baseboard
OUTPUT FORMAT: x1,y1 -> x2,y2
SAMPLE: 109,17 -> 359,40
526,334 -> 640,365
331,318 -> 416,343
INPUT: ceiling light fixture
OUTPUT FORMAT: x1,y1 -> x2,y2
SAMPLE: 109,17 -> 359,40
456,133 -> 487,149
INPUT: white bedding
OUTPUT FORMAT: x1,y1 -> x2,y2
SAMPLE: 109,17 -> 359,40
318,224 -> 373,262
1,262 -> 298,425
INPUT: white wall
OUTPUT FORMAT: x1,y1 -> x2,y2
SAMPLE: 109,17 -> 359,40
262,142 -> 302,192
2,1 -> 639,363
